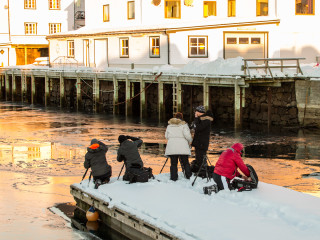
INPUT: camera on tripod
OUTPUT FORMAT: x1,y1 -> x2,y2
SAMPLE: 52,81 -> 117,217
203,184 -> 218,195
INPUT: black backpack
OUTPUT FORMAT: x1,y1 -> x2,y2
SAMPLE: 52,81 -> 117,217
231,164 -> 259,191
125,167 -> 154,184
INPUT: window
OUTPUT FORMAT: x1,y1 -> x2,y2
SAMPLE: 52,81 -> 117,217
239,38 -> 249,44
296,0 -> 314,15
128,1 -> 135,20
103,5 -> 110,22
150,36 -> 160,58
67,41 -> 74,57
165,0 -> 181,19
25,0 -> 36,9
49,23 -> 61,34
228,0 -> 236,17
25,23 -> 37,35
188,36 -> 208,58
256,0 -> 268,16
251,38 -> 261,44
204,1 -> 217,18
120,38 -> 129,58
49,0 -> 60,10
227,38 -> 237,44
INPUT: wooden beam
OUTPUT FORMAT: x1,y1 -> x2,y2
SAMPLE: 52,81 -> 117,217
125,75 -> 132,116
12,73 -> 16,101
140,76 -> 146,119
31,74 -> 35,105
158,80 -> 165,121
21,73 -> 25,102
268,87 -> 272,130
203,79 -> 209,110
76,75 -> 81,111
59,73 -> 65,108
45,73 -> 49,107
93,74 -> 100,113
113,74 -> 119,115
234,79 -> 241,129
176,77 -> 182,113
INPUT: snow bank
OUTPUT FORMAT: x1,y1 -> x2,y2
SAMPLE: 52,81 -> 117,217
73,173 -> 320,240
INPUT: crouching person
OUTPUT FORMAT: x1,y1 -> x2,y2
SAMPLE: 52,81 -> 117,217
84,139 -> 112,189
204,143 -> 251,194
117,135 -> 153,183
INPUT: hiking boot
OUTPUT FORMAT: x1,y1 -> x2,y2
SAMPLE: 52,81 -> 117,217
94,179 -> 102,189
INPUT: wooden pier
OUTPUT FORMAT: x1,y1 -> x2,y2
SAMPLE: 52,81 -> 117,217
0,58 -> 314,128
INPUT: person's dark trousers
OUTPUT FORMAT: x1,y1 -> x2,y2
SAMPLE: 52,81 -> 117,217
213,172 -> 231,191
192,148 -> 207,171
169,155 -> 192,181
93,166 -> 112,183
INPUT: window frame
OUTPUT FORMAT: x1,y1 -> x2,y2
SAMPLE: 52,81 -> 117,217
103,4 -> 110,22
49,23 -> 61,34
295,0 -> 315,15
67,40 -> 75,58
49,0 -> 61,10
228,0 -> 236,17
203,1 -> 217,18
24,0 -> 36,9
188,36 -> 208,58
120,38 -> 129,58
256,0 -> 268,16
127,1 -> 135,20
149,36 -> 160,58
25,22 -> 37,35
164,0 -> 181,19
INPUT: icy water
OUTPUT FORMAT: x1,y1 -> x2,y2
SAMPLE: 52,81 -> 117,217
0,102 -> 320,239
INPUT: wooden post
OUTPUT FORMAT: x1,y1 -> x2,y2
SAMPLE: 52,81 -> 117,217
176,77 -> 182,112
113,75 -> 119,115
12,73 -> 16,101
45,74 -> 49,107
125,75 -> 132,116
203,79 -> 209,110
158,80 -> 165,121
60,73 -> 65,108
31,74 -> 35,105
234,79 -> 241,129
76,75 -> 81,111
268,87 -> 272,130
140,75 -> 146,119
93,74 -> 100,113
21,73 -> 25,102
0,75 -> 2,100
5,73 -> 9,101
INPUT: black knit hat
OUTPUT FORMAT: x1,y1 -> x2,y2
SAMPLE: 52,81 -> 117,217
118,135 -> 128,144
90,138 -> 99,145
195,105 -> 205,113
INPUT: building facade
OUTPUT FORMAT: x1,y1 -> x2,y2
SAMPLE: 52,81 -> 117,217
46,0 -> 319,69
0,0 -> 85,67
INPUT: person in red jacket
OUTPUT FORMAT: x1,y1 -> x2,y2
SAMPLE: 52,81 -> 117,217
213,143 -> 251,191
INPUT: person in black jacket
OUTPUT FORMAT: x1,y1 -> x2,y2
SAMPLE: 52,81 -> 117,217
117,135 -> 144,181
190,105 -> 214,173
84,139 -> 112,189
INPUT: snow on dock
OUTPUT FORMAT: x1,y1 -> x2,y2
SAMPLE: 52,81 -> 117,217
71,173 -> 320,240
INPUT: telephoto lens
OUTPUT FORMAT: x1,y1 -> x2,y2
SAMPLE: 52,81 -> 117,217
203,184 -> 218,195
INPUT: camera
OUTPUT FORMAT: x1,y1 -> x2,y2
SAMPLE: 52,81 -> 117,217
203,184 -> 218,195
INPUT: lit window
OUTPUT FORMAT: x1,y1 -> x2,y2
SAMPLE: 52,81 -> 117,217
228,0 -> 236,17
251,38 -> 261,44
189,36 -> 208,58
25,0 -> 36,9
120,38 -> 129,58
68,41 -> 74,57
150,36 -> 160,58
25,23 -> 37,35
128,1 -> 135,20
103,5 -> 110,22
256,0 -> 268,16
49,23 -> 61,34
165,0 -> 181,19
296,0 -> 314,15
204,1 -> 217,18
227,38 -> 237,44
49,0 -> 60,10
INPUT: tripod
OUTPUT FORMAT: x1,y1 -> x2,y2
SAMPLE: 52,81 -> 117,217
192,155 -> 213,186
159,156 -> 186,177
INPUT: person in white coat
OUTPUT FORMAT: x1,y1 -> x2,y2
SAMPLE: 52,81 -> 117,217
165,112 -> 192,181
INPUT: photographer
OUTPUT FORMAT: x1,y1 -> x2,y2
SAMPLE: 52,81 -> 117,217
213,143 -> 251,191
84,139 -> 112,189
117,135 -> 144,181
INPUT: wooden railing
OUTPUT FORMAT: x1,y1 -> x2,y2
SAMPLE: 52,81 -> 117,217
242,58 -> 305,79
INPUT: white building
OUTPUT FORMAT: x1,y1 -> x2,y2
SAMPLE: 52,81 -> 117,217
47,0 -> 320,70
0,0 -> 85,67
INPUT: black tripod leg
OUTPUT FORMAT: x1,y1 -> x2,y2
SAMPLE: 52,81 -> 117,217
192,158 -> 206,186
159,157 -> 169,174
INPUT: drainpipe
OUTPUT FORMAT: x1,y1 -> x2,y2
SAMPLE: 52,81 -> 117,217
7,0 -> 11,42
140,0 -> 143,25
165,30 -> 170,65
275,0 -> 278,17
